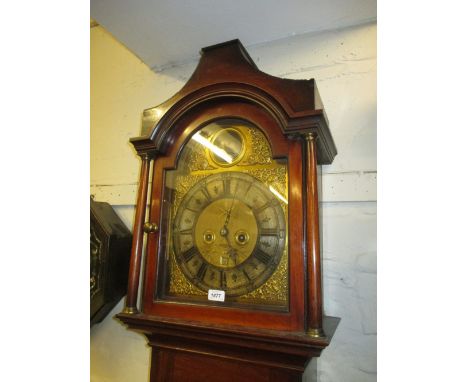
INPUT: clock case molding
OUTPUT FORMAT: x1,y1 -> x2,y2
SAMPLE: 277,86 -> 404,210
117,39 -> 339,381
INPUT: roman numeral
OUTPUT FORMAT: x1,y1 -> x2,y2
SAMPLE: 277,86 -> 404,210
220,270 -> 227,289
196,262 -> 208,280
223,177 -> 231,195
176,228 -> 193,235
253,249 -> 271,264
254,203 -> 269,213
259,228 -> 279,236
209,270 -> 217,281
231,181 -> 240,197
244,181 -> 254,196
181,246 -> 198,262
200,187 -> 211,201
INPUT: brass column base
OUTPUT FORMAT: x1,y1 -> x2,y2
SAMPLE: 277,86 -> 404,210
122,306 -> 140,315
307,327 -> 325,338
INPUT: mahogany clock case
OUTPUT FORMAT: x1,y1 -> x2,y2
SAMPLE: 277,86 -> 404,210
116,39 -> 339,381
143,100 -> 309,331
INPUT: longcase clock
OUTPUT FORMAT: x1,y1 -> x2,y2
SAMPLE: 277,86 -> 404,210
117,39 -> 339,382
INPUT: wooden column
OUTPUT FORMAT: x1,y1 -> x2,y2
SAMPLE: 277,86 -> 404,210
123,152 -> 154,314
303,133 -> 324,337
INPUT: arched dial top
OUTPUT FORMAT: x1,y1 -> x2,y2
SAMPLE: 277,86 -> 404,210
173,172 -> 286,297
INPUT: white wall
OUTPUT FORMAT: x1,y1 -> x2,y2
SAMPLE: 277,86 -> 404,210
91,21 -> 376,382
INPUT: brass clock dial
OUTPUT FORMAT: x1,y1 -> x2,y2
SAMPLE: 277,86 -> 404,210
173,172 -> 286,297
160,118 -> 289,308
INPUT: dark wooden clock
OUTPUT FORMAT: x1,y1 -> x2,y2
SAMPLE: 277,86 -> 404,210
91,198 -> 132,326
117,39 -> 339,382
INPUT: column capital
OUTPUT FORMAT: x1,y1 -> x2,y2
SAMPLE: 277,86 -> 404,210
300,132 -> 317,142
138,151 -> 157,161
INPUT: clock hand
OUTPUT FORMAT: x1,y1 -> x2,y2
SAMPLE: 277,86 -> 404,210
221,200 -> 236,238
224,184 -> 240,227
223,209 -> 231,228
223,200 -> 235,227
220,183 -> 242,264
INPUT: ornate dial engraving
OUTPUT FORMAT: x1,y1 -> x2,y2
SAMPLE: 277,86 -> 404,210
173,172 -> 286,297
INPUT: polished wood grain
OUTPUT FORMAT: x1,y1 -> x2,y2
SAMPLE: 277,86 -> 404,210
117,313 -> 339,382
151,350 -> 303,382
124,153 -> 154,313
303,133 -> 323,335
132,40 -> 336,165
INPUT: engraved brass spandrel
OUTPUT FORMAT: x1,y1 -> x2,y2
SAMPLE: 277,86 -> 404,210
168,251 -> 205,296
172,174 -> 207,217
185,144 -> 216,173
245,127 -> 272,165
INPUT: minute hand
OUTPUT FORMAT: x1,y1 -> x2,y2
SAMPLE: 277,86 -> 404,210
224,198 -> 236,227
224,182 -> 240,227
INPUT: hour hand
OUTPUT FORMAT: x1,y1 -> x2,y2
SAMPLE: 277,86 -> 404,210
223,207 -> 232,227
